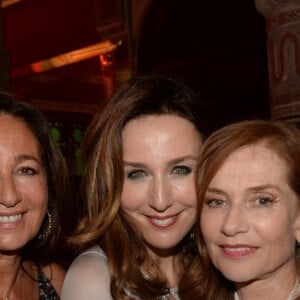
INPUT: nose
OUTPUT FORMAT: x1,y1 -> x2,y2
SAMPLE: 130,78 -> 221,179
148,177 -> 173,212
0,176 -> 21,208
221,204 -> 248,237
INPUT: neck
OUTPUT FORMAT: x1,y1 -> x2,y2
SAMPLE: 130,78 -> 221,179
0,254 -> 23,299
235,262 -> 298,300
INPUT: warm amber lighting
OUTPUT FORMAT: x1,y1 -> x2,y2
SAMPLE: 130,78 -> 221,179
2,0 -> 22,8
12,40 -> 120,78
30,41 -> 119,73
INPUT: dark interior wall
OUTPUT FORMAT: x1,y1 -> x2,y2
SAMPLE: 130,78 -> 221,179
136,0 -> 270,127
1,0 -> 271,128
2,0 -> 101,67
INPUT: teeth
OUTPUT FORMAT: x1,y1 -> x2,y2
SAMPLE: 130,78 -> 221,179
0,214 -> 22,223
225,247 -> 251,252
151,217 -> 174,226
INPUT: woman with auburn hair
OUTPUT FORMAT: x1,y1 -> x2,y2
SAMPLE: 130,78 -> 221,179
196,120 -> 300,300
61,74 -> 214,299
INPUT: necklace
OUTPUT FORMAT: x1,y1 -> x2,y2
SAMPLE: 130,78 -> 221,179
0,268 -> 23,300
234,277 -> 300,300
161,286 -> 180,300
287,277 -> 300,300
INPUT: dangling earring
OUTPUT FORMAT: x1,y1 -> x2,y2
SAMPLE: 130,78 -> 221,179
189,231 -> 195,240
38,210 -> 53,240
182,229 -> 196,253
188,230 -> 196,251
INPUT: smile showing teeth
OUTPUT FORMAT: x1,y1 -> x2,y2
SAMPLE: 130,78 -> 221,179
148,215 -> 177,228
225,247 -> 251,252
0,214 -> 22,223
151,217 -> 174,225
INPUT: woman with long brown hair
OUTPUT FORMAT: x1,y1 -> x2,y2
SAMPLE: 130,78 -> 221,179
61,74 -> 214,299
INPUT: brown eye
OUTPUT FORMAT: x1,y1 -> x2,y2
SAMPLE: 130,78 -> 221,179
205,198 -> 225,208
16,167 -> 38,176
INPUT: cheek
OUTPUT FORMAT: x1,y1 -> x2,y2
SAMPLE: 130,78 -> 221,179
200,209 -> 224,245
200,214 -> 214,240
120,183 -> 144,212
171,179 -> 196,206
20,179 -> 48,207
257,215 -> 295,245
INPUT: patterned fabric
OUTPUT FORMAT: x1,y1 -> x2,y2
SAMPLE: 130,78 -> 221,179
38,269 -> 60,300
125,282 -> 180,299
125,287 -> 180,300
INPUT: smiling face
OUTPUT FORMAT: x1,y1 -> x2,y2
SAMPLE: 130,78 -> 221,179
200,144 -> 300,284
121,115 -> 202,256
0,115 -> 48,251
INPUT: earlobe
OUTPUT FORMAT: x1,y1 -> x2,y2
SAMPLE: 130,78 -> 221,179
294,214 -> 300,243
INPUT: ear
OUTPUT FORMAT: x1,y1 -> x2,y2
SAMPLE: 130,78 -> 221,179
294,210 -> 300,244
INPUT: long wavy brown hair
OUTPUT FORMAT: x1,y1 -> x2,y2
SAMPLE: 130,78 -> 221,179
69,74 -> 215,299
195,120 -> 300,299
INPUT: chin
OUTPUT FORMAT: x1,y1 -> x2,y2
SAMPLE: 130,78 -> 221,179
145,239 -> 182,254
0,244 -> 24,252
220,269 -> 255,283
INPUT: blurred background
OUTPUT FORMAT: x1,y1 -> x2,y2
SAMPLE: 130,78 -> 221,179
0,0 -> 299,176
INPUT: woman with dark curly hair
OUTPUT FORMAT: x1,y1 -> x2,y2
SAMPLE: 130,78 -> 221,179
0,91 -> 71,299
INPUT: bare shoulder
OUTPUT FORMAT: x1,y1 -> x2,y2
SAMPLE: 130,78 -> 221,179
42,262 -> 66,296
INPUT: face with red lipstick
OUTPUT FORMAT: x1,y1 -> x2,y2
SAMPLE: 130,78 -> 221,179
121,114 -> 202,255
0,115 -> 48,251
201,144 -> 300,283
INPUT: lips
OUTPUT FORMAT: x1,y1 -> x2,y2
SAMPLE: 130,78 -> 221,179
219,244 -> 259,258
146,213 -> 179,228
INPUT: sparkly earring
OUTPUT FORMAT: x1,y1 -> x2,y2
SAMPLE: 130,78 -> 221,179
38,210 -> 53,240
182,229 -> 196,253
189,231 -> 195,240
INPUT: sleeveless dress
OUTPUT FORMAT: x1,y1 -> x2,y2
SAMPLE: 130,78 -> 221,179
38,269 -> 60,300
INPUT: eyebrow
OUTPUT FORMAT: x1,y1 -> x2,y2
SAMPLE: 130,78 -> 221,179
207,184 -> 281,194
246,184 -> 281,193
206,187 -> 227,195
123,155 -> 198,168
14,154 -> 42,165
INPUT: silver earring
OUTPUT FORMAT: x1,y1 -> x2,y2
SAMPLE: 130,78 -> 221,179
38,210 -> 53,240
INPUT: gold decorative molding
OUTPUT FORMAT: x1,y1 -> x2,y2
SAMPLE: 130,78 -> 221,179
255,0 -> 300,122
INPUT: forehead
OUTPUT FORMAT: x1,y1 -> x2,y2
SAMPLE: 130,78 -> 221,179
122,114 -> 201,157
210,144 -> 289,187
0,115 -> 40,153
122,114 -> 199,141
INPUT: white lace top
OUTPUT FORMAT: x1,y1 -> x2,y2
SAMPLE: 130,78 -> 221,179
61,245 -> 113,300
61,245 -> 181,300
